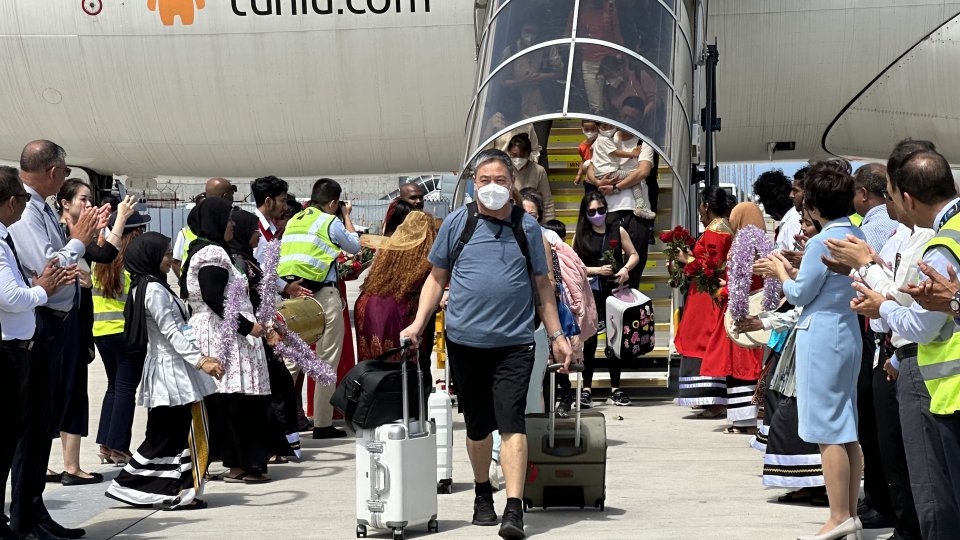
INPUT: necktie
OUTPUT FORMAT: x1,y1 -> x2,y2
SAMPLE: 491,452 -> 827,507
41,202 -> 79,309
5,233 -> 30,284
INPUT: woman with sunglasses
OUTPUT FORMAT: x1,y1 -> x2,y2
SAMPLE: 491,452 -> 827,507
573,191 -> 640,408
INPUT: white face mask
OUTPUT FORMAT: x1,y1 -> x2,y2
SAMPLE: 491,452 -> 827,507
521,32 -> 536,44
606,75 -> 623,87
477,183 -> 511,211
511,157 -> 528,170
599,128 -> 616,138
583,130 -> 599,141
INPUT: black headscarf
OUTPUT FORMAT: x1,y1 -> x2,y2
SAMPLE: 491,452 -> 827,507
227,209 -> 260,264
123,232 -> 175,347
178,197 -> 234,297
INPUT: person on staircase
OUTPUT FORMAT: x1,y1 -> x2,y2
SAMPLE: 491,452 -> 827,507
507,134 -> 555,221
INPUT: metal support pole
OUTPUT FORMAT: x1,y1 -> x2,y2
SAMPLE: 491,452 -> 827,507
702,41 -> 721,187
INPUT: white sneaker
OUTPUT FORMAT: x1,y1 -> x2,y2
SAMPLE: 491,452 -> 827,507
489,460 -> 501,492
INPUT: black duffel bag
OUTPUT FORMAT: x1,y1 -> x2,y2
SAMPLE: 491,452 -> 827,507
330,347 -> 420,430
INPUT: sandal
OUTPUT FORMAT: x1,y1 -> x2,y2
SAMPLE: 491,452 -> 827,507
224,471 -> 271,484
267,456 -> 289,465
698,406 -> 726,419
723,426 -> 757,435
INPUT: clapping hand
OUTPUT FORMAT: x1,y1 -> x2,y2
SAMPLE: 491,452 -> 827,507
900,261 -> 960,314
67,207 -> 100,244
825,235 -> 875,269
850,282 -> 889,319
31,260 -> 73,295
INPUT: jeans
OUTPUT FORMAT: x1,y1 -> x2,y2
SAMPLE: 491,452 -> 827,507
95,334 -> 147,451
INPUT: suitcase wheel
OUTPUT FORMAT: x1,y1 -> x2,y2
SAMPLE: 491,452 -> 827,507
604,346 -> 614,359
428,519 -> 439,533
392,527 -> 405,540
595,498 -> 605,512
437,479 -> 453,495
356,525 -> 367,538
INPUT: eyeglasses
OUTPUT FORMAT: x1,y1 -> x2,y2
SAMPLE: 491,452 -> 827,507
586,207 -> 607,217
881,189 -> 892,201
49,165 -> 72,176
11,192 -> 30,202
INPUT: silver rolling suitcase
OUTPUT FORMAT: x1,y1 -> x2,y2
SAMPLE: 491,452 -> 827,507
355,341 -> 439,540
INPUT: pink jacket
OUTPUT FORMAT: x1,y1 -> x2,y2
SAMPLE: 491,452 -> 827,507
552,239 -> 598,341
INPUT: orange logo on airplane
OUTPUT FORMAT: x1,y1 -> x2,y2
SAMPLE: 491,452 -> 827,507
147,0 -> 205,26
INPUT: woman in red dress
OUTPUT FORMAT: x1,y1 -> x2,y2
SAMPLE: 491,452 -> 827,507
674,186 -> 737,418
700,202 -> 767,434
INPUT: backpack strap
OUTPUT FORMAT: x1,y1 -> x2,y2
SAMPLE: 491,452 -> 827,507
448,201 -> 480,270
508,205 -> 542,311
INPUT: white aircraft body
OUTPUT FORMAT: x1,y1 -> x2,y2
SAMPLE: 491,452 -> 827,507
1,1 -> 958,179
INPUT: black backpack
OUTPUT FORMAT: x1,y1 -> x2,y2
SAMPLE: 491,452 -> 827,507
330,348 -> 423,430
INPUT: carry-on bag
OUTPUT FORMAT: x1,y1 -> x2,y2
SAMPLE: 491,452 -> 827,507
604,287 -> 655,361
523,363 -> 607,511
355,340 -> 439,540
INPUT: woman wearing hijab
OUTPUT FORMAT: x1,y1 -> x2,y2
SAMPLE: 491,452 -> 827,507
105,232 -> 224,510
227,209 -> 300,462
699,201 -> 767,434
181,198 -> 275,484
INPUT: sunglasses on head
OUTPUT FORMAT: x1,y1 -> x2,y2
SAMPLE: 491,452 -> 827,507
587,207 -> 607,217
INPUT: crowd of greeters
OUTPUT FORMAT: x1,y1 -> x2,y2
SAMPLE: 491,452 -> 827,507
673,140 -> 960,540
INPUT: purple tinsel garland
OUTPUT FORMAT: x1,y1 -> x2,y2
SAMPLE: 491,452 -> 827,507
727,225 -> 781,322
257,240 -> 336,386
213,277 -> 246,369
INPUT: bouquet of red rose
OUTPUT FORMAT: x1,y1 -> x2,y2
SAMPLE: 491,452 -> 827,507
680,256 -> 724,304
660,225 -> 695,288
336,247 -> 376,281
600,238 -> 621,272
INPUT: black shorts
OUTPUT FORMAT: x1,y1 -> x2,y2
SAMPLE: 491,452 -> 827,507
447,340 -> 535,441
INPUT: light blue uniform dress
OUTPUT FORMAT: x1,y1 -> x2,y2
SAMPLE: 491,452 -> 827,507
782,217 -> 865,445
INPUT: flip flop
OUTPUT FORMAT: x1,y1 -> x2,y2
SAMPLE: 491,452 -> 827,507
224,471 -> 271,484
267,456 -> 289,465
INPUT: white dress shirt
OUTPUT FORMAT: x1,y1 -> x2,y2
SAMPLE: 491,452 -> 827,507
775,207 -> 803,251
878,198 -> 960,345
0,223 -> 48,340
172,228 -> 187,262
253,207 -> 279,267
8,184 -> 85,312
866,225 -> 932,348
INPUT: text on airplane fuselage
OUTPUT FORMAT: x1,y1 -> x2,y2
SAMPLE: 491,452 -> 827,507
231,0 -> 431,16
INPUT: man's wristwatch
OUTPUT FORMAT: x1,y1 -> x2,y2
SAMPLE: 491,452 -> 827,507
548,329 -> 564,342
857,261 -> 877,280
950,290 -> 960,315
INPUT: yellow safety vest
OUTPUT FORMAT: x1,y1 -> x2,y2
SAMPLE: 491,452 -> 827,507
917,212 -> 960,415
277,207 -> 339,282
92,267 -> 130,337
181,227 -> 198,262
849,213 -> 863,227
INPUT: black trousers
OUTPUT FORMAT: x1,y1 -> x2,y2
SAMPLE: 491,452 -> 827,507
10,330 -> 54,534
0,344 -> 31,525
872,358 -> 920,537
857,329 -> 893,516
95,334 -> 147,451
607,210 -> 651,289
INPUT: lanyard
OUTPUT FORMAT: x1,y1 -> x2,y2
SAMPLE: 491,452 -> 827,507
937,201 -> 960,231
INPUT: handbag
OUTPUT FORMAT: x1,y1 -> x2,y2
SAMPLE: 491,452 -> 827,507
557,281 -> 581,337
329,346 -> 421,430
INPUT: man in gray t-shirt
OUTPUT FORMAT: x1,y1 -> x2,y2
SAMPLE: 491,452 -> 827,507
402,149 -> 574,540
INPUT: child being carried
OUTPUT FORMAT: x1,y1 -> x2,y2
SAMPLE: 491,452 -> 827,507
591,122 -> 656,219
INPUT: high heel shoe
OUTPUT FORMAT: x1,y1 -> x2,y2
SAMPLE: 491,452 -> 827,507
97,449 -> 113,465
110,450 -> 132,467
797,517 -> 859,540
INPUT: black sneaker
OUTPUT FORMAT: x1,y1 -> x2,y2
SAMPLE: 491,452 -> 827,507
579,389 -> 593,410
312,426 -> 347,439
472,494 -> 498,526
608,389 -> 632,406
498,507 -> 525,539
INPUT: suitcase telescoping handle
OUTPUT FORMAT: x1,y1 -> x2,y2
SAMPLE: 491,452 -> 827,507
398,337 -> 427,438
547,363 -> 584,449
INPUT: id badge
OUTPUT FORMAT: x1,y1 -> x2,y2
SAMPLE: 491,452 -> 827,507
181,324 -> 197,345
872,338 -> 881,369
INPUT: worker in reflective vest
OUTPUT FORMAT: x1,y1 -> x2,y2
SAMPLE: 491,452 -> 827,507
278,179 -> 361,440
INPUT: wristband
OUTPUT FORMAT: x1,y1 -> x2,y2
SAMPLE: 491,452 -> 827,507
548,329 -> 564,342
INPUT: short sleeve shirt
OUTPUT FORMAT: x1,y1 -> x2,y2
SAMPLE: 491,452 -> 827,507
429,206 -> 548,348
